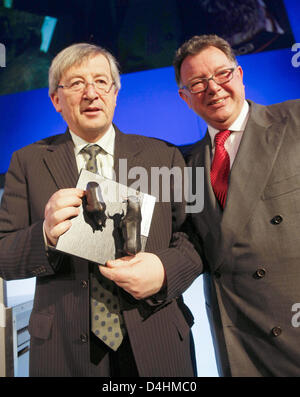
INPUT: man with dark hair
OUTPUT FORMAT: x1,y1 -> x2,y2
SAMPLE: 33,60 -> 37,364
174,34 -> 300,376
0,43 -> 202,377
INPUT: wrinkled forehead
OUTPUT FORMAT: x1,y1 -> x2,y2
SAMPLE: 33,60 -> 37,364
181,47 -> 235,79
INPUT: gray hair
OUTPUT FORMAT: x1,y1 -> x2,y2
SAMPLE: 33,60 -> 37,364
173,35 -> 238,87
48,43 -> 121,96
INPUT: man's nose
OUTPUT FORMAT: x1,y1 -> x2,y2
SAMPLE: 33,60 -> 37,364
206,78 -> 221,94
83,83 -> 99,100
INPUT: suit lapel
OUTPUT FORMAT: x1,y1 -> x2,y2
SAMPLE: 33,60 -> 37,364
201,133 -> 223,232
189,133 -> 222,266
217,102 -> 288,267
43,126 -> 143,190
43,130 -> 79,189
113,125 -> 143,184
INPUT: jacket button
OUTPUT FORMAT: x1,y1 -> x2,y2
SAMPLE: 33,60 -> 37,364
270,215 -> 283,225
81,280 -> 88,288
80,333 -> 88,343
214,271 -> 221,279
254,268 -> 266,279
271,326 -> 282,337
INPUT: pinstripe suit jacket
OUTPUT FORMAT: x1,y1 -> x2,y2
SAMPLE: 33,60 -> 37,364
0,126 -> 202,376
186,100 -> 300,376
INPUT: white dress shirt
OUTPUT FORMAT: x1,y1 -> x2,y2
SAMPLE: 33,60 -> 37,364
208,100 -> 250,168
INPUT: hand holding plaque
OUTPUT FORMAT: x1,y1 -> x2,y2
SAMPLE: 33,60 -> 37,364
55,169 -> 155,265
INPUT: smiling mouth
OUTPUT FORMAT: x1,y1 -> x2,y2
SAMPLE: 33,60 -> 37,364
208,98 -> 227,106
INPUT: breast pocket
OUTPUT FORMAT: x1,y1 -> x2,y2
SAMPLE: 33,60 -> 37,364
28,311 -> 54,340
262,173 -> 300,200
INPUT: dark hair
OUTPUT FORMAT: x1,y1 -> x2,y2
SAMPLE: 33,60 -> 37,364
173,35 -> 237,86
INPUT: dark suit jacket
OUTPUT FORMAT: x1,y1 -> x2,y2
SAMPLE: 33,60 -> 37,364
186,99 -> 300,376
0,126 -> 202,376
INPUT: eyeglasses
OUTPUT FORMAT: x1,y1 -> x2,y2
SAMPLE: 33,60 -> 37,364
57,79 -> 115,94
181,66 -> 237,94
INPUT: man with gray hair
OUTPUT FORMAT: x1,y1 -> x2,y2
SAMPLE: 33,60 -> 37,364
174,34 -> 300,376
0,43 -> 202,376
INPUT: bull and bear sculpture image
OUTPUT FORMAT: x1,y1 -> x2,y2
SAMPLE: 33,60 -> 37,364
84,181 -> 142,256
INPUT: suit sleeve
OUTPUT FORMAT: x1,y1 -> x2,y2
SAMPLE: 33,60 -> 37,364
0,151 -> 61,281
153,146 -> 204,302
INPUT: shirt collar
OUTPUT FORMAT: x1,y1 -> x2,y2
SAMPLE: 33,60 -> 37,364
69,124 -> 115,157
208,100 -> 250,144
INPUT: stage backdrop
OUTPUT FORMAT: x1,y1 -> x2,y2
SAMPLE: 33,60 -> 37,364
0,0 -> 300,377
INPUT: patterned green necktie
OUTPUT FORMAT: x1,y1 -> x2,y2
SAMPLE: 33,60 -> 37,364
82,144 -> 102,174
81,144 -> 125,351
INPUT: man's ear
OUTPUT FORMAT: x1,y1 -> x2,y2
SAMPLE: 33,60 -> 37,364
236,65 -> 244,83
113,88 -> 119,107
178,89 -> 192,109
50,92 -> 62,113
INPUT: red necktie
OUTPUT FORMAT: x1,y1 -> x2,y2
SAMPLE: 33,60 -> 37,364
210,130 -> 232,209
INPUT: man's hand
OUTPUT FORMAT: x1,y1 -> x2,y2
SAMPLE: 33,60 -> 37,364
44,188 -> 85,246
100,252 -> 166,300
